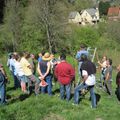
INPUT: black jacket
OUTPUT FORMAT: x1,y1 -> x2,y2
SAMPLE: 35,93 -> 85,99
81,60 -> 96,76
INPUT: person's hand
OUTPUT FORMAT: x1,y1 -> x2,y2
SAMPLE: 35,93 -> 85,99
98,61 -> 100,64
39,75 -> 44,80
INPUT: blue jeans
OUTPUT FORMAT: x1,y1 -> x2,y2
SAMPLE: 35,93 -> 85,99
41,75 -> 52,95
11,72 -> 20,89
100,72 -> 105,87
60,83 -> 71,101
0,84 -> 6,104
74,82 -> 96,108
18,75 -> 28,83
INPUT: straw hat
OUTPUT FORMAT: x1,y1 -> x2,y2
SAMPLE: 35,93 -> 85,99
42,52 -> 51,61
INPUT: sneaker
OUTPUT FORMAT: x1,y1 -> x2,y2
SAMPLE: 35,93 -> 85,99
35,92 -> 39,96
91,105 -> 97,109
72,103 -> 78,106
24,90 -> 30,94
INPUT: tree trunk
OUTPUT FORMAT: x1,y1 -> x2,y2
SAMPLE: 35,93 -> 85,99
46,24 -> 52,53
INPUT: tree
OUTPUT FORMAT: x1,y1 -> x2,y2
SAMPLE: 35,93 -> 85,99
99,1 -> 110,16
106,21 -> 120,43
25,0 -> 70,53
3,0 -> 23,52
73,0 -> 94,11
69,25 -> 100,53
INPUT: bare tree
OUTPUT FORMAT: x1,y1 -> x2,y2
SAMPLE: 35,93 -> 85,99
30,0 -> 69,53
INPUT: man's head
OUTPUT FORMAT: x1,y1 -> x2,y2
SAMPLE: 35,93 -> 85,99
80,44 -> 86,50
117,64 -> 120,71
60,54 -> 66,61
107,58 -> 112,66
81,54 -> 88,62
24,52 -> 30,59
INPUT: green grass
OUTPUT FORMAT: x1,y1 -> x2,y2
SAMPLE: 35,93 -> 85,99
0,56 -> 120,120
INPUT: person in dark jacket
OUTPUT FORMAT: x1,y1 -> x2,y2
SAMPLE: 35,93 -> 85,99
74,54 -> 96,108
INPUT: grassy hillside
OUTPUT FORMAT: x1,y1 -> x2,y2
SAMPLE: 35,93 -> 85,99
0,56 -> 120,120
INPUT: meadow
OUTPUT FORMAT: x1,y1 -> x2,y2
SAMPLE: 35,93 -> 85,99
0,54 -> 120,120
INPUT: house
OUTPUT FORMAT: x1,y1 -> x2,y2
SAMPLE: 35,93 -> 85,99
68,11 -> 82,24
107,7 -> 120,21
80,8 -> 99,25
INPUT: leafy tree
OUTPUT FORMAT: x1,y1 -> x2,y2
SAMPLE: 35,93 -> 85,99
0,24 -> 14,53
99,1 -> 111,16
106,21 -> 120,43
69,25 -> 100,52
73,0 -> 94,11
2,0 -> 23,52
23,0 -> 70,53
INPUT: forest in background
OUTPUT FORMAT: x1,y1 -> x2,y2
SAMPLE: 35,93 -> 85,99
0,0 -> 120,64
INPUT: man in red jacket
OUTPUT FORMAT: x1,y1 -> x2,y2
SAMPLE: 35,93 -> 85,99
55,54 -> 75,101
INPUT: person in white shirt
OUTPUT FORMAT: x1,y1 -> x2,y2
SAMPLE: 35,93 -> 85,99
9,53 -> 20,89
14,54 -> 27,93
98,56 -> 107,87
20,52 -> 40,95
74,54 -> 96,108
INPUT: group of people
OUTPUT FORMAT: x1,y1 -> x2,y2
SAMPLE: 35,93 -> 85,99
74,44 -> 120,107
98,56 -> 113,96
0,45 -> 120,107
98,55 -> 120,100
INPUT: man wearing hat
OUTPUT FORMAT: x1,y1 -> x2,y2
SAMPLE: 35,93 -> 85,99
37,52 -> 53,95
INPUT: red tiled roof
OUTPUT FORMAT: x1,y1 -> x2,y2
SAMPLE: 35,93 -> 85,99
108,7 -> 120,16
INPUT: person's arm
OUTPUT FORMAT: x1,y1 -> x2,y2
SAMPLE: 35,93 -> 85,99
83,75 -> 88,82
82,70 -> 88,82
7,59 -> 10,67
37,63 -> 44,77
105,72 -> 110,81
27,64 -> 32,69
75,52 -> 80,60
0,66 -> 8,80
98,61 -> 106,68
25,59 -> 32,69
69,65 -> 75,79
